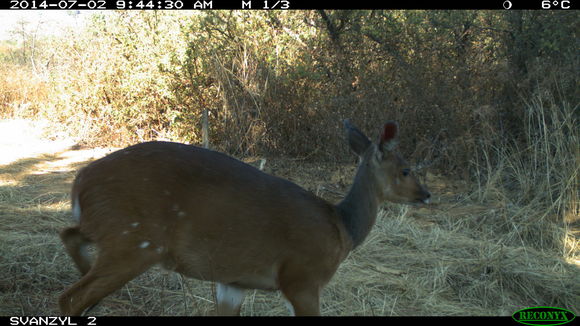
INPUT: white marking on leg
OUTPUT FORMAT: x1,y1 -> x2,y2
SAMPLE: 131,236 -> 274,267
283,298 -> 295,316
216,283 -> 246,315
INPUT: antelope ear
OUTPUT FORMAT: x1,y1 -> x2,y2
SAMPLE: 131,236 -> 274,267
344,119 -> 371,157
379,121 -> 399,152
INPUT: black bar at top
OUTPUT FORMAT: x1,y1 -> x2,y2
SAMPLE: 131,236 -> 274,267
2,0 -> 576,10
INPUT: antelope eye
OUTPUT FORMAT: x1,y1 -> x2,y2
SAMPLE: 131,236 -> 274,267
402,168 -> 411,176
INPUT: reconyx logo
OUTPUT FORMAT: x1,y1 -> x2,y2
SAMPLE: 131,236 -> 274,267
512,306 -> 576,326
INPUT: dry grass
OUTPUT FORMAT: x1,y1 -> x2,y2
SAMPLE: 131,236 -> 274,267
0,112 -> 578,316
0,65 -> 49,120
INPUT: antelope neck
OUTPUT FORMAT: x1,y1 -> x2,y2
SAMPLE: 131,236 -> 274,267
336,160 -> 381,249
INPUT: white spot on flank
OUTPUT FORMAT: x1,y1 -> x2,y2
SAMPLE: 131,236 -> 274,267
131,222 -> 140,228
139,241 -> 150,249
178,211 -> 186,218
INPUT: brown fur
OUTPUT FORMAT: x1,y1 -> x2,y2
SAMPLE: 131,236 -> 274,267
59,121 -> 430,316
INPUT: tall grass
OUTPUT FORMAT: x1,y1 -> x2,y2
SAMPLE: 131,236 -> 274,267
472,89 -> 578,257
0,64 -> 48,118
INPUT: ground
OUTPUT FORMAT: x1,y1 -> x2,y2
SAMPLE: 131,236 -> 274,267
0,119 -> 577,316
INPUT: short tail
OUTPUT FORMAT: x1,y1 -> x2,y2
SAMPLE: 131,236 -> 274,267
72,194 -> 81,222
70,172 -> 83,222
64,173 -> 91,275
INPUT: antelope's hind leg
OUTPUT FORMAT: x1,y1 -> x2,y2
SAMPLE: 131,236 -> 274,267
60,226 -> 92,276
59,239 -> 161,315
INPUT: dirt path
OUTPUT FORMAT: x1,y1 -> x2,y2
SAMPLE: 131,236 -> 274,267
0,118 -> 122,206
